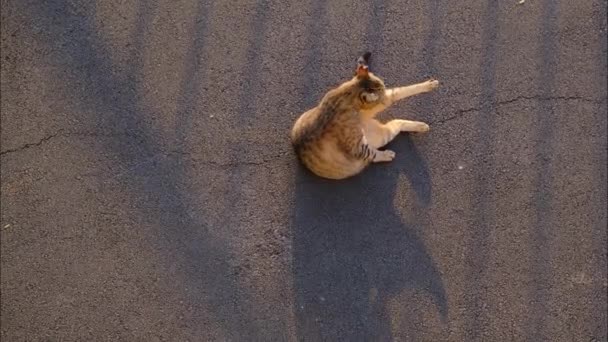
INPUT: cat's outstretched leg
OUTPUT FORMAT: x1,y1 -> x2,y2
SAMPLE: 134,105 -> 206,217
360,79 -> 439,119
385,79 -> 439,104
363,118 -> 429,149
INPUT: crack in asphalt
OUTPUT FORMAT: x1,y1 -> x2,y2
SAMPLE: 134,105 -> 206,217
0,130 -> 137,157
2,94 -> 603,158
0,130 -> 65,156
430,94 -> 605,126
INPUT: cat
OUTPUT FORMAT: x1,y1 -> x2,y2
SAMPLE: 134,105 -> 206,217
290,52 -> 439,179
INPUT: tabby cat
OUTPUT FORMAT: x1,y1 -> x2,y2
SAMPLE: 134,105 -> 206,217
290,52 -> 439,179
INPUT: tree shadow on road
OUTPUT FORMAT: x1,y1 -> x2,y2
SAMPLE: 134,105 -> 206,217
465,1 -> 500,339
292,135 -> 447,341
22,0 -> 265,339
527,0 -> 559,340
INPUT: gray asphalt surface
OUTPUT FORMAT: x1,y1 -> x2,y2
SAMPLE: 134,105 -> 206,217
1,0 -> 607,341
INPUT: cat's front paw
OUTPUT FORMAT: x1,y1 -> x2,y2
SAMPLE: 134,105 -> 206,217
373,150 -> 396,163
425,78 -> 439,91
416,122 -> 430,133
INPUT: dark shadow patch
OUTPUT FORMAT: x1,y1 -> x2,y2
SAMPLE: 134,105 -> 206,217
299,0 -> 329,107
592,0 -> 608,337
465,0 -> 499,339
421,0 -> 441,78
526,0 -> 560,340
173,0 -> 210,149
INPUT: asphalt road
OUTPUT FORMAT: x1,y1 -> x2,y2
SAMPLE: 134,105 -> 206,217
1,0 -> 607,341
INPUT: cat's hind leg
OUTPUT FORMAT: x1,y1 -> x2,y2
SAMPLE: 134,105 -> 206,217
362,118 -> 429,149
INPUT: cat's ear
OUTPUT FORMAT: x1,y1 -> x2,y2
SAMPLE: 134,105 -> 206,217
356,51 -> 371,77
356,64 -> 369,78
357,51 -> 371,66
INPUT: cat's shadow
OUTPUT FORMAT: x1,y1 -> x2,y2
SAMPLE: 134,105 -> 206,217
292,134 -> 447,341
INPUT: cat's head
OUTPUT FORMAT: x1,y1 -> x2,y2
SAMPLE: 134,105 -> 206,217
353,52 -> 386,108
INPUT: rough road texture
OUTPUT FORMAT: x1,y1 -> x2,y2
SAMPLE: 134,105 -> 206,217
1,0 -> 607,341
